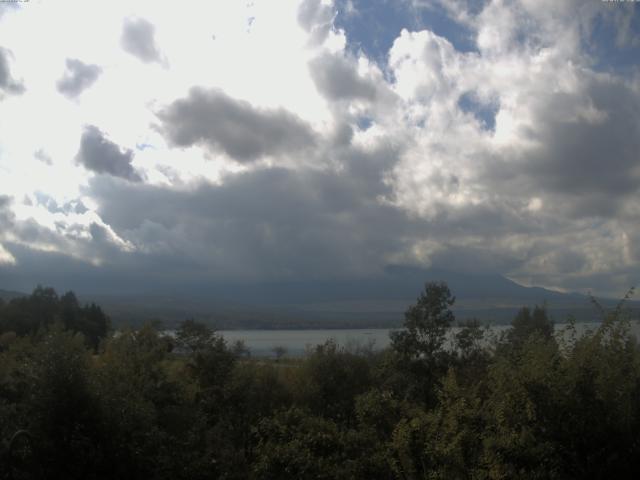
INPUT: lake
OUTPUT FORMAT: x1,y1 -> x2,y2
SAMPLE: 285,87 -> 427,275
219,328 -> 397,357
219,321 -> 640,357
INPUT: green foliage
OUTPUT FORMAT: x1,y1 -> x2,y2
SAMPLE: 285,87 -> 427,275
93,324 -> 179,478
292,339 -> 373,423
391,282 -> 455,360
507,305 -> 554,348
387,282 -> 456,405
175,318 -> 217,354
1,282 -> 640,479
0,326 -> 103,478
0,286 -> 109,350
253,407 -> 347,479
455,319 -> 486,359
29,326 -> 102,477
253,407 -> 391,480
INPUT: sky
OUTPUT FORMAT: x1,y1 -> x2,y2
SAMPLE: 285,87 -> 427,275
0,0 -> 639,297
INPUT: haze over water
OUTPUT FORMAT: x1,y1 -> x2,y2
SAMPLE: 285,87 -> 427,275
220,321 -> 640,357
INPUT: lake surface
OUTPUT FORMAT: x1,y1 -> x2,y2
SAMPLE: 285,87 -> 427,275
219,328 -> 397,357
219,321 -> 640,357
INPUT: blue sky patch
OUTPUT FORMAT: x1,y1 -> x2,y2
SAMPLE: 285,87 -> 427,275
458,91 -> 498,131
135,143 -> 155,151
356,116 -> 373,130
334,0 -> 477,66
586,7 -> 640,75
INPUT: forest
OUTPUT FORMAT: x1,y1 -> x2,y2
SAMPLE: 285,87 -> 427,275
1,282 -> 640,479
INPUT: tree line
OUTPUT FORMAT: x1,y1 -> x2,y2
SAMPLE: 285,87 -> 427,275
0,286 -> 109,352
1,283 -> 639,479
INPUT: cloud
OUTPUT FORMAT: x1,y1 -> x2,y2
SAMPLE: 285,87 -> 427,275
298,0 -> 335,45
0,3 -> 18,19
75,126 -> 143,182
608,4 -> 640,48
32,192 -> 88,215
309,52 -> 377,101
0,195 -> 13,228
1,0 -> 640,298
34,149 -> 53,165
0,197 -> 16,265
0,47 -> 24,95
121,17 -> 163,63
530,80 -> 640,202
0,243 -> 15,265
0,192 -> 135,276
21,140 -> 611,294
73,134 -> 407,285
56,58 -> 102,98
1,144 -> 408,291
85,157 -> 409,282
474,73 -> 640,221
156,87 -> 317,163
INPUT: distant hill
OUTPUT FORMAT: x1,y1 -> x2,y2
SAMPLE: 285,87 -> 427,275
0,288 -> 26,302
75,267 -> 638,329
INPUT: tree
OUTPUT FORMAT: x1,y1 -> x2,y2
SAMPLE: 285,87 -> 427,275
390,282 -> 456,360
272,345 -> 287,361
453,319 -> 490,384
174,319 -> 235,392
28,325 -> 103,478
507,305 -> 554,348
94,324 -> 182,479
294,340 -> 372,423
79,302 -> 110,351
386,282 -> 456,405
253,407 -> 368,480
454,319 -> 485,359
175,318 -> 217,355
0,287 -> 109,350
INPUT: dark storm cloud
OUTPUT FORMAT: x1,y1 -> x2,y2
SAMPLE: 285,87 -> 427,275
56,58 -> 102,98
90,151 -> 394,233
81,140 -> 415,283
427,244 -> 525,274
3,128 -> 561,294
156,87 -> 317,163
309,53 -> 377,101
75,126 -> 143,182
481,75 -> 640,219
2,150 -> 599,295
81,139 -> 556,287
121,17 -> 162,63
13,218 -> 61,246
529,81 -> 640,197
0,47 -> 24,95
88,223 -> 121,251
0,243 -> 126,295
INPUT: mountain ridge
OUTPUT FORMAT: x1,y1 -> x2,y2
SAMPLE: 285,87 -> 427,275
2,267 -> 636,328
0,289 -> 27,302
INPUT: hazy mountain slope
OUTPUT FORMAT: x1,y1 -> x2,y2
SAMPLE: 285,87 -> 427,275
0,289 -> 26,302
77,267 -> 633,328
3,266 -> 633,328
